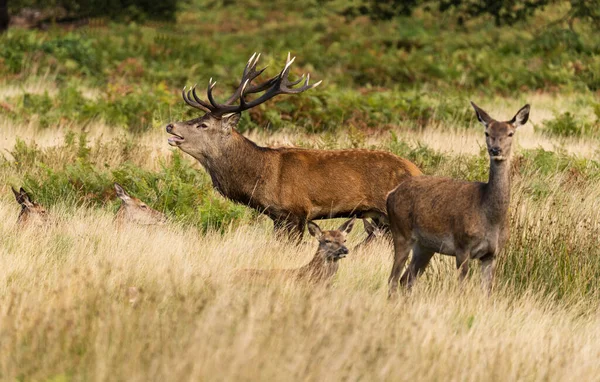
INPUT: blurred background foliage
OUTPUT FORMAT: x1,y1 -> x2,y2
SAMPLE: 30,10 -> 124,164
0,0 -> 598,134
1,0 -> 600,231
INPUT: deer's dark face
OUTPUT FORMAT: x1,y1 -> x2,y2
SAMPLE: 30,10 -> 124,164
308,218 -> 356,262
166,113 -> 240,162
472,103 -> 530,162
485,122 -> 516,161
12,187 -> 48,227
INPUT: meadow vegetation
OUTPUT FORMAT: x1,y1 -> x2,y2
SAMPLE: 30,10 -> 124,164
1,0 -> 600,380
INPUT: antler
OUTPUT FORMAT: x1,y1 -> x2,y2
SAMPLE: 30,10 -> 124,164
182,52 -> 322,117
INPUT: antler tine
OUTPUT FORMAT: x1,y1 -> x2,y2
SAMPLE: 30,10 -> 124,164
207,78 -> 221,108
191,85 -> 213,110
182,86 -> 211,112
224,53 -> 273,105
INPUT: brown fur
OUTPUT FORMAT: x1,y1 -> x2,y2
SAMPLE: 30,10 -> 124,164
114,183 -> 167,225
167,113 -> 421,240
236,218 -> 355,284
386,103 -> 530,296
12,187 -> 48,227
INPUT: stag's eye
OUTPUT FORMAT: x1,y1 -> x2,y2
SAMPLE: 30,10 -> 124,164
141,205 -> 148,209
324,239 -> 331,244
508,132 -> 514,137
485,132 -> 489,137
199,123 -> 208,129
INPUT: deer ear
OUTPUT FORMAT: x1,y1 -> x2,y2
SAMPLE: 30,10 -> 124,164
307,221 -> 322,238
339,217 -> 356,235
11,186 -> 20,201
362,218 -> 376,236
15,187 -> 33,206
509,104 -> 530,128
114,183 -> 130,201
471,101 -> 494,128
221,113 -> 241,131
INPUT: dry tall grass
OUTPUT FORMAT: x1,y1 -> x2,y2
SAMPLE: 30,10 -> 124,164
2,92 -> 600,380
1,203 -> 600,381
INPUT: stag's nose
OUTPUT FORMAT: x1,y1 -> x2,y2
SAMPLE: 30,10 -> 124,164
340,247 -> 349,255
490,147 -> 501,156
166,123 -> 174,133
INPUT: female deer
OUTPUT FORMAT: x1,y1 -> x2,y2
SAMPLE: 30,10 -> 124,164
387,102 -> 530,296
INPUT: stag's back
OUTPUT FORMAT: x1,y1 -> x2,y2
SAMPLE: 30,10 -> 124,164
276,148 -> 422,219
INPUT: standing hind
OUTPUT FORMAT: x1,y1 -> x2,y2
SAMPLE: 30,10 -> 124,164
387,102 -> 530,296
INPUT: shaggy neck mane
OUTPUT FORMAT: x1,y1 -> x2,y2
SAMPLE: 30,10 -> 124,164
199,130 -> 272,207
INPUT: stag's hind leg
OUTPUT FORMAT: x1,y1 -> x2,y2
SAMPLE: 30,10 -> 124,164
400,243 -> 435,289
388,235 -> 414,298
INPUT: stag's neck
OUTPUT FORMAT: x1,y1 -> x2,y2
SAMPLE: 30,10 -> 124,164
483,158 -> 511,223
200,131 -> 272,206
298,251 -> 338,282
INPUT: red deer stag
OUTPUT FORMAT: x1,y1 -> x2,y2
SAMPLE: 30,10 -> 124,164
387,102 -> 530,296
166,53 -> 421,240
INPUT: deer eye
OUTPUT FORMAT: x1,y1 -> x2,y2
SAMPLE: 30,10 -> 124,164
324,239 -> 331,244
485,132 -> 489,137
199,123 -> 208,129
141,205 -> 148,209
508,132 -> 514,137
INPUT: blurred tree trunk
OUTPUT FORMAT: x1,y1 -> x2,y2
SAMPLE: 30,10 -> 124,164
0,0 -> 8,33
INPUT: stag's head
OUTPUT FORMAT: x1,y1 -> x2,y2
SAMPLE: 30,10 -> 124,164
12,187 -> 48,227
166,53 -> 321,160
307,218 -> 356,262
114,183 -> 167,225
471,102 -> 530,162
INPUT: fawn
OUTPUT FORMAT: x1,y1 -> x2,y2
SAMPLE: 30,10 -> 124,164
114,183 -> 167,225
238,218 -> 356,284
12,187 -> 48,227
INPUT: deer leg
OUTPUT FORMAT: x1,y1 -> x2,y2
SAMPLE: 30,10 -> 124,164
388,236 -> 413,298
480,254 -> 495,296
273,215 -> 305,244
455,251 -> 470,283
400,243 -> 435,289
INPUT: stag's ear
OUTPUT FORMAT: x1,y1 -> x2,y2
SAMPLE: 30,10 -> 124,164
114,183 -> 130,201
471,101 -> 494,128
339,217 -> 356,236
509,104 -> 530,128
362,218 -> 376,236
307,221 -> 322,238
221,113 -> 241,132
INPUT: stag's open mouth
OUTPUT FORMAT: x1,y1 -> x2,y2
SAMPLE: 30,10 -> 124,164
491,155 -> 507,161
167,133 -> 185,146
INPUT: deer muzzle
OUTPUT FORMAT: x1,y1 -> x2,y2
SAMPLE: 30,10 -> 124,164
166,124 -> 185,146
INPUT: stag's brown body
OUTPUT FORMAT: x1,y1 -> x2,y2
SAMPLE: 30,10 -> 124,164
167,53 -> 421,238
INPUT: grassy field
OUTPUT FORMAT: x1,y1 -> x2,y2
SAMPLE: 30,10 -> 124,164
2,0 -> 600,380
